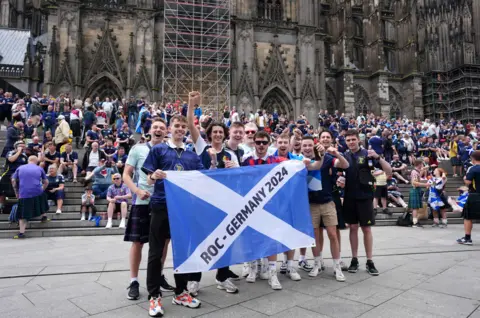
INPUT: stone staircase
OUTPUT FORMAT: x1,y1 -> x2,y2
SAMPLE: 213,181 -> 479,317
0,124 -> 472,238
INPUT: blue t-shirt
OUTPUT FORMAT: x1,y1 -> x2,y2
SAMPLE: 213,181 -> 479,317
61,151 -> 78,162
142,142 -> 204,204
87,130 -> 100,141
43,111 -> 56,127
308,154 -> 336,204
466,165 -> 480,194
46,174 -> 64,191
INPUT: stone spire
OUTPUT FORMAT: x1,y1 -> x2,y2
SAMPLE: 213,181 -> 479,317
128,32 -> 136,64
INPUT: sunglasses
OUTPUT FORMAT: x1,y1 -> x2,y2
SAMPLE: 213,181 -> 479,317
245,130 -> 256,135
255,140 -> 269,146
113,178 -> 120,180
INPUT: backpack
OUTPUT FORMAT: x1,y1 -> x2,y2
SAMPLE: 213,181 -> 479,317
396,211 -> 412,227
8,204 -> 19,226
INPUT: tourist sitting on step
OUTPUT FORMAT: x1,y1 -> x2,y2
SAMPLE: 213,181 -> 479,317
84,158 -> 118,199
59,143 -> 80,183
82,142 -> 107,180
45,165 -> 65,214
105,173 -> 131,229
40,142 -> 60,173
80,186 -> 97,221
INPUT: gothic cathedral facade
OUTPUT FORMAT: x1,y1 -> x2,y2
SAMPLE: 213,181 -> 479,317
40,0 -> 480,123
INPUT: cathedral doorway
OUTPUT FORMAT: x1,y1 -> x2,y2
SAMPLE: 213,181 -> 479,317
260,86 -> 293,118
84,73 -> 123,101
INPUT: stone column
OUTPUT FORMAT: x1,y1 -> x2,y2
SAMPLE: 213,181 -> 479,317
412,75 -> 424,120
378,74 -> 390,117
16,0 -> 24,29
0,0 -> 9,26
343,71 -> 355,117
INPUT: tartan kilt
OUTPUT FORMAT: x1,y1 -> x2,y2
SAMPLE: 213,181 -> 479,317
124,204 -> 150,244
408,187 -> 423,209
17,192 -> 49,221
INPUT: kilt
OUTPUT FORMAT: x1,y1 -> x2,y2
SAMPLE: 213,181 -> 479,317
124,204 -> 150,244
17,192 -> 49,220
0,174 -> 15,197
450,157 -> 461,167
408,187 -> 423,209
463,193 -> 480,220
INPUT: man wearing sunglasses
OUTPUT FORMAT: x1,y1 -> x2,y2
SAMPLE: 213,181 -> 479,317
105,173 -> 131,229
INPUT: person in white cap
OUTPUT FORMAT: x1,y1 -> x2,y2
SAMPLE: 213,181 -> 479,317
54,114 -> 71,152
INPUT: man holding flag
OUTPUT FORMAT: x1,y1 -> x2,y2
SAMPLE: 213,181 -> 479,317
143,114 -> 204,317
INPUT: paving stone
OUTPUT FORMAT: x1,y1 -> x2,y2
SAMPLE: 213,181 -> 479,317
241,290 -> 315,315
272,306 -> 331,318
89,304 -> 148,318
137,296 -> 219,317
469,307 -> 480,318
388,288 -> 480,317
0,283 -> 43,298
39,263 -> 106,275
331,279 -> 403,306
0,295 -> 34,313
298,294 -> 374,318
362,269 -> 430,290
196,279 -> 275,308
196,304 -> 267,318
24,281 -> 110,305
69,288 -> 146,315
27,273 -> 101,289
358,302 -> 440,318
279,275 -> 348,297
0,277 -> 32,289
0,266 -> 45,278
396,258 -> 458,276
1,300 -> 89,318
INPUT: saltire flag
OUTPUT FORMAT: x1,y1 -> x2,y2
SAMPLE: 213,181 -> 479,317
164,160 -> 315,274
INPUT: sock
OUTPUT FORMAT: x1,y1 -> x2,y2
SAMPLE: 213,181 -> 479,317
314,256 -> 322,265
269,261 -> 276,270
262,258 -> 269,267
434,218 -> 439,224
465,234 -> 471,240
131,277 -> 138,283
319,252 -> 323,258
287,260 -> 293,269
442,218 -> 447,225
413,217 -> 418,224
81,212 -> 85,218
299,254 -> 305,262
283,254 -> 288,263
333,259 -> 340,267
88,212 -> 92,220
108,217 -> 112,222
121,217 -> 126,222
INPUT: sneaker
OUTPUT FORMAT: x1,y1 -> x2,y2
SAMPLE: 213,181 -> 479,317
160,275 -> 175,292
187,281 -> 199,297
339,260 -> 348,271
259,265 -> 269,280
280,261 -> 287,274
80,215 -> 86,221
172,291 -> 201,308
334,267 -> 346,282
40,216 -> 50,223
127,281 -> 140,300
73,178 -> 77,183
268,268 -> 282,290
366,261 -> 380,276
432,223 -> 440,228
457,237 -> 473,245
226,269 -> 240,281
412,223 -> 423,228
440,223 -> 447,229
216,279 -> 239,293
148,296 -> 164,317
242,263 -> 250,277
246,262 -> 257,283
308,263 -> 321,277
56,209 -> 62,214
348,258 -> 359,273
13,233 -> 25,239
298,260 -> 314,272
119,219 -> 126,228
105,220 -> 112,229
286,267 -> 301,281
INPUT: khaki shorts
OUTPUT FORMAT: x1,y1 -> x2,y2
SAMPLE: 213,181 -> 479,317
310,202 -> 338,228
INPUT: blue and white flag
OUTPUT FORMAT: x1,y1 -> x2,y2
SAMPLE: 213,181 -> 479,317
164,161 -> 315,273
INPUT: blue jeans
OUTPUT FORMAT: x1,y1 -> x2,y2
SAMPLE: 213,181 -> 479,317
128,111 -> 138,130
92,184 -> 110,199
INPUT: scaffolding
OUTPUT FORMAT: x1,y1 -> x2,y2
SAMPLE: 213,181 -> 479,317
162,0 -> 231,115
422,65 -> 480,122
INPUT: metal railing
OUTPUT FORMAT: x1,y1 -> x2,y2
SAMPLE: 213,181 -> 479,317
0,65 -> 24,78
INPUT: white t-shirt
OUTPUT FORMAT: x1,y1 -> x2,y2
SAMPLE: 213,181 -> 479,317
258,115 -> 265,127
89,151 -> 100,167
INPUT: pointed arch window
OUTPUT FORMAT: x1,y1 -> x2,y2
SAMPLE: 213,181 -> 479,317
354,85 -> 371,116
258,0 -> 283,21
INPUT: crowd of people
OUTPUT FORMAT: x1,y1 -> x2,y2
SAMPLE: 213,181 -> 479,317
0,88 -> 480,317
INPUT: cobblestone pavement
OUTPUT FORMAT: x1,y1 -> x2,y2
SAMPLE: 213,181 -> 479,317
1,225 -> 480,317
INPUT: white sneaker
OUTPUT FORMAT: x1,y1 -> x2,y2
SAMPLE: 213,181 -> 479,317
105,220 -> 112,229
268,268 -> 282,290
80,215 -> 85,221
309,263 -> 321,277
242,263 -> 250,277
280,261 -> 287,274
287,267 -> 301,281
119,218 -> 126,228
56,209 -> 62,214
259,265 -> 269,280
334,267 -> 346,282
216,279 -> 238,293
187,281 -> 199,297
339,260 -> 348,271
246,261 -> 257,283
319,258 -> 326,271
